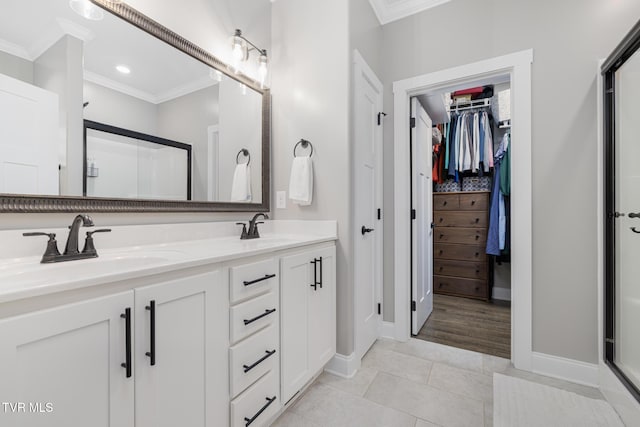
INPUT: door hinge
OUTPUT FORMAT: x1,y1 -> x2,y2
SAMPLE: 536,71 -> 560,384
411,301 -> 416,312
377,303 -> 381,315
378,112 -> 387,126
377,208 -> 381,220
411,209 -> 416,220
605,338 -> 615,344
410,117 -> 416,128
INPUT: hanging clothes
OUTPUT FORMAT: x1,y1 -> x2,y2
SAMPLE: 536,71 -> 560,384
487,133 -> 510,256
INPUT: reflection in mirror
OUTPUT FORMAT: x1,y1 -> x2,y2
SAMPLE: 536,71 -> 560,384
0,0 -> 265,205
84,121 -> 191,201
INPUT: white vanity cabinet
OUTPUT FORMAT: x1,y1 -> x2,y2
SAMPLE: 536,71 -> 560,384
0,291 -> 135,427
280,245 -> 336,403
134,270 -> 228,427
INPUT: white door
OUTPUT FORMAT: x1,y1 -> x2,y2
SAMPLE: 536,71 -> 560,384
0,292 -> 135,427
410,98 -> 434,335
135,271 -> 228,427
0,73 -> 58,195
353,50 -> 383,360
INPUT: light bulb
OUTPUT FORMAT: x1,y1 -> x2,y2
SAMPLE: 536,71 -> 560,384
258,51 -> 268,88
69,0 -> 104,20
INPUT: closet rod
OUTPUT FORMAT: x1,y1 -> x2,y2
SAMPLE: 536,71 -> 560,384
447,98 -> 491,112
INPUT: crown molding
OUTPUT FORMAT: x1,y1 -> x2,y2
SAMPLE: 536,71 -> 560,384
369,0 -> 452,25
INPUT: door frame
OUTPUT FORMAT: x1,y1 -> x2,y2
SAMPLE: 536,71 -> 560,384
392,49 -> 534,370
353,49 -> 384,360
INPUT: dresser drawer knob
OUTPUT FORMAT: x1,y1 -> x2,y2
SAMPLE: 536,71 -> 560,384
439,218 -> 444,223
475,218 -> 480,223
443,201 -> 447,206
439,250 -> 444,255
439,234 -> 444,239
475,252 -> 479,257
439,266 -> 443,271
475,235 -> 480,240
471,200 -> 476,205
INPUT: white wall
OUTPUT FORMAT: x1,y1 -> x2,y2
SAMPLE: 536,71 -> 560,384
0,51 -> 33,84
380,0 -> 640,363
271,0 -> 351,354
34,35 -> 84,197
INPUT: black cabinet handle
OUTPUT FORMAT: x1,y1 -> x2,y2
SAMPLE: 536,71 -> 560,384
145,300 -> 156,366
120,308 -> 132,378
319,257 -> 323,289
243,274 -> 276,287
310,259 -> 318,290
244,396 -> 276,426
244,308 -> 276,325
629,212 -> 640,218
243,349 -> 276,373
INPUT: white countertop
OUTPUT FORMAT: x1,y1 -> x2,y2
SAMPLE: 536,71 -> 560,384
0,220 -> 337,304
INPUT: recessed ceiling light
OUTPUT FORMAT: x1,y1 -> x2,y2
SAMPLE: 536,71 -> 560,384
116,65 -> 131,74
69,0 -> 104,21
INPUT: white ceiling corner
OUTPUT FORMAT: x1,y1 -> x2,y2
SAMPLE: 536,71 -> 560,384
368,0 -> 452,25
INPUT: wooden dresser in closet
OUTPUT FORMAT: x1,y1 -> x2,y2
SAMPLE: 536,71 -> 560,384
433,191 -> 491,300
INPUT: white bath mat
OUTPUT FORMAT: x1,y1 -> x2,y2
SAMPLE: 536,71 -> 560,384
493,373 -> 624,427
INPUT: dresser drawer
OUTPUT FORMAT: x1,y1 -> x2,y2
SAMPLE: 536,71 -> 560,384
434,227 -> 487,245
231,370 -> 279,427
434,259 -> 487,280
434,211 -> 487,228
433,194 -> 459,211
230,324 -> 278,398
434,275 -> 488,299
459,192 -> 490,211
230,258 -> 278,304
231,291 -> 278,344
434,243 -> 485,261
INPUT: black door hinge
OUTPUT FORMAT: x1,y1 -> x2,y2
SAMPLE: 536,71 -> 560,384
377,303 -> 381,315
411,209 -> 416,220
377,208 -> 381,220
378,112 -> 387,126
410,118 -> 416,128
411,301 -> 416,311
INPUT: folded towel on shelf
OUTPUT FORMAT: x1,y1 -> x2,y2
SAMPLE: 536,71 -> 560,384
230,163 -> 252,202
289,156 -> 313,206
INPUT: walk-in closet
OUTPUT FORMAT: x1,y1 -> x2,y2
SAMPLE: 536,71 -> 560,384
410,77 -> 513,359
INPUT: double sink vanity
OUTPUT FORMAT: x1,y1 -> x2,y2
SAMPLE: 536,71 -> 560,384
0,218 -> 337,427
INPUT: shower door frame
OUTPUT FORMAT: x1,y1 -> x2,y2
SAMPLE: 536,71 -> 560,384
602,18 -> 640,404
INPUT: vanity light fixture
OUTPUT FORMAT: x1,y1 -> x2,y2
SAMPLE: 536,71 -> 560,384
69,0 -> 104,21
116,65 -> 131,74
231,29 -> 269,87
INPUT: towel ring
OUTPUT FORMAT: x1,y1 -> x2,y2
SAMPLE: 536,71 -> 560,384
293,139 -> 313,158
236,148 -> 250,165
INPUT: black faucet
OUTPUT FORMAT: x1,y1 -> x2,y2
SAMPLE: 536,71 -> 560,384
23,214 -> 111,263
237,213 -> 269,240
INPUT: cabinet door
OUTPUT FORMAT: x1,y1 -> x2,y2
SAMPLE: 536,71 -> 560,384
134,270 -> 228,427
0,292 -> 134,427
280,251 -> 313,403
308,246 -> 336,373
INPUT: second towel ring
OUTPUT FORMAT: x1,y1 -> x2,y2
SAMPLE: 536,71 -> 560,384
236,148 -> 250,165
293,139 -> 313,157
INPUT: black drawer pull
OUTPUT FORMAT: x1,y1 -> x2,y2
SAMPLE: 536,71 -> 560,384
310,259 -> 318,290
443,201 -> 448,206
120,308 -> 132,378
244,308 -> 277,325
475,235 -> 480,240
475,218 -> 480,223
243,349 -> 276,373
318,257 -> 323,289
243,274 -> 276,287
244,396 -> 276,426
145,300 -> 156,366
471,200 -> 476,205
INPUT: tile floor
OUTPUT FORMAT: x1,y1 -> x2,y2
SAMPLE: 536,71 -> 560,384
272,338 -> 604,427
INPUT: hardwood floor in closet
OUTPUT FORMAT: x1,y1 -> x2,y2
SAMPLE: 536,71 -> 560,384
417,294 -> 511,358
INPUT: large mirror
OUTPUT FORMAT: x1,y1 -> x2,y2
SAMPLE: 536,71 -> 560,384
0,0 -> 269,212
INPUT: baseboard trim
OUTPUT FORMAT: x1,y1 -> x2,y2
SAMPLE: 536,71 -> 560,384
492,287 -> 512,301
324,352 -> 360,379
531,352 -> 598,387
380,321 -> 396,339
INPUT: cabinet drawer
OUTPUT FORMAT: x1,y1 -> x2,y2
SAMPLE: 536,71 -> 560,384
434,275 -> 488,299
230,258 -> 278,304
231,370 -> 279,427
230,291 -> 278,344
434,259 -> 487,280
459,192 -> 490,211
434,243 -> 485,261
433,194 -> 459,211
434,227 -> 487,245
230,324 -> 278,398
434,211 -> 487,228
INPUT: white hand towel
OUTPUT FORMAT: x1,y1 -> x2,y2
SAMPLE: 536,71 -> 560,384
230,164 -> 252,202
289,156 -> 313,206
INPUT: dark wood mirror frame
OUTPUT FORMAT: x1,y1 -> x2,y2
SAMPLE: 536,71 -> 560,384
0,0 -> 270,213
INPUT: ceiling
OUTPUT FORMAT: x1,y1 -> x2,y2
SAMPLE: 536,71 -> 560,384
368,0 -> 452,25
0,0 -> 269,104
